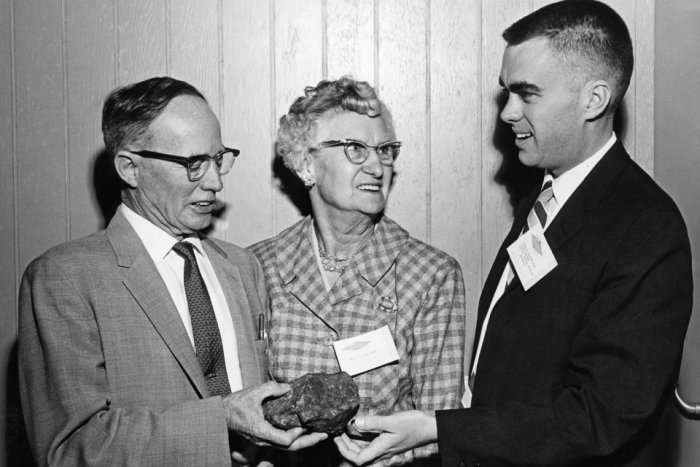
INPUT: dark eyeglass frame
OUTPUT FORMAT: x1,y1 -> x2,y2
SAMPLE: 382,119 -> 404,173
317,139 -> 402,166
130,147 -> 240,181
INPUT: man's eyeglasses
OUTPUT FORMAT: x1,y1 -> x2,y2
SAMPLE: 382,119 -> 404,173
317,139 -> 402,166
131,147 -> 240,182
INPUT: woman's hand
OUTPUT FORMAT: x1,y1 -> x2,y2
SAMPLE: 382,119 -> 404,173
334,410 -> 438,465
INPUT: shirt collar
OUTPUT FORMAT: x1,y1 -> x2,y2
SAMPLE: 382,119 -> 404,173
120,204 -> 204,263
548,132 -> 617,207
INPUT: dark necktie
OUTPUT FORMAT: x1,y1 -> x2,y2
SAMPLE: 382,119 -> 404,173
172,242 -> 231,396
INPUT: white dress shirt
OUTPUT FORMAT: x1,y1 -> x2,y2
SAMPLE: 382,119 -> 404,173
121,204 -> 243,392
470,133 -> 617,383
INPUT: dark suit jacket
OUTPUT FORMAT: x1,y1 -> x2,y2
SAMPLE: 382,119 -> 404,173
18,208 -> 268,466
435,142 -> 693,467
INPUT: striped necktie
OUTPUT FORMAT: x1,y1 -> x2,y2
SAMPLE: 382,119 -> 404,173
523,179 -> 554,234
172,241 -> 231,397
506,179 -> 555,285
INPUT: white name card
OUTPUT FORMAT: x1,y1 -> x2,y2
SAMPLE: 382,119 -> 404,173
333,325 -> 400,376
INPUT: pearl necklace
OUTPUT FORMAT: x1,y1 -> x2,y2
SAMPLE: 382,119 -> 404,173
318,245 -> 355,273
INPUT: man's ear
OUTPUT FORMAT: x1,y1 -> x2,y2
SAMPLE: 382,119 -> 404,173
114,150 -> 140,188
583,80 -> 612,121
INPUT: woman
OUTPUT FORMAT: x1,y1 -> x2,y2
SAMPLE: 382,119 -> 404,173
249,77 -> 465,466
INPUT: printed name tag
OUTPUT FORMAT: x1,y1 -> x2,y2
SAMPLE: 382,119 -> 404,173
333,325 -> 400,376
507,224 -> 557,291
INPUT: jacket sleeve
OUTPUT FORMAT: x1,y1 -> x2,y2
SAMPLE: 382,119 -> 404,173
436,208 -> 693,467
18,255 -> 232,467
411,255 -> 467,460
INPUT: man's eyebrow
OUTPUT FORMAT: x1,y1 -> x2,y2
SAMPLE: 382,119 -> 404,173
499,78 -> 541,94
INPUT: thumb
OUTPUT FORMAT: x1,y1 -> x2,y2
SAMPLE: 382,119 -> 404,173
353,414 -> 381,432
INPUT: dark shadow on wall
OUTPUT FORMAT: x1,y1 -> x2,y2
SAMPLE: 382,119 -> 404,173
492,92 -> 541,214
272,153 -> 312,218
5,342 -> 36,467
93,149 -> 122,228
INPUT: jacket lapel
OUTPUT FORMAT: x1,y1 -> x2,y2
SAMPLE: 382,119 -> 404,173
276,218 -> 337,331
106,209 -> 209,398
202,237 -> 260,389
477,141 -> 632,330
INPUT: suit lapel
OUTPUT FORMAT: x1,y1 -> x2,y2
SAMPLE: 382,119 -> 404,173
106,210 -> 209,397
476,142 -> 632,344
202,238 -> 260,389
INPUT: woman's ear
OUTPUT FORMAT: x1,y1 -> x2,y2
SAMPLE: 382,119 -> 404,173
114,150 -> 140,188
583,80 -> 612,121
294,153 -> 316,188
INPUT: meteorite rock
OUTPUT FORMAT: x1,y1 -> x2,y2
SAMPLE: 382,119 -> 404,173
263,372 -> 359,435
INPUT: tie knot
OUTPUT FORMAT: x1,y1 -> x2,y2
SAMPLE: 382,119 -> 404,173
538,180 -> 554,203
172,241 -> 195,262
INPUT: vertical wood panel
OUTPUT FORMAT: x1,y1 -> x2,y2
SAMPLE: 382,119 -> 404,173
635,0 -> 654,176
66,0 -> 116,239
222,0 -> 275,246
169,0 -> 225,239
481,0 -> 532,279
273,0 -> 323,233
117,0 -> 167,85
0,0 -> 16,463
606,0 -> 635,158
15,0 -> 67,273
326,0 -> 375,83
430,0 -> 481,368
377,0 -> 428,241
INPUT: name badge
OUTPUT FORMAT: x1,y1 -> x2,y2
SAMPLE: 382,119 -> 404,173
332,325 -> 400,376
507,223 -> 557,291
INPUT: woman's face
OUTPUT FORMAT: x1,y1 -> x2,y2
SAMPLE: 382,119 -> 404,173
304,110 -> 394,222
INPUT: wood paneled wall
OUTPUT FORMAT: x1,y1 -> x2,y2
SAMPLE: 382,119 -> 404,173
0,1 -> 654,465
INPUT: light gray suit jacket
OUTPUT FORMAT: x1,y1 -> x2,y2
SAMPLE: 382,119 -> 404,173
18,209 -> 267,466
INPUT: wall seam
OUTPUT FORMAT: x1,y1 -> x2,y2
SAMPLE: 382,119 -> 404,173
62,0 -> 70,241
165,0 -> 171,76
11,0 -> 19,319
270,0 -> 277,234
322,0 -> 327,78
424,0 -> 431,243
114,0 -> 119,85
373,0 -> 378,90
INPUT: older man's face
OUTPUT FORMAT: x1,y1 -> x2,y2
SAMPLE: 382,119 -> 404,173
131,95 -> 224,237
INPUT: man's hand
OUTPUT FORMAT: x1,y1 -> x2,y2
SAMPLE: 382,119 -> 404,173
334,410 -> 438,465
223,381 -> 327,450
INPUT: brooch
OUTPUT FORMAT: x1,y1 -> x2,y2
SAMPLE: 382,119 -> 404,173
378,296 -> 398,313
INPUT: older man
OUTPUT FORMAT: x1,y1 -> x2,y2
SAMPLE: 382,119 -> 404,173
337,2 -> 693,466
18,77 -> 324,466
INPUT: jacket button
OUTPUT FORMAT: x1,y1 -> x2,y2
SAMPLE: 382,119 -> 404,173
322,336 -> 334,346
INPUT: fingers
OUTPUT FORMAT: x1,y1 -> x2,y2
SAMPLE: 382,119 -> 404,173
255,381 -> 292,400
288,431 -> 328,451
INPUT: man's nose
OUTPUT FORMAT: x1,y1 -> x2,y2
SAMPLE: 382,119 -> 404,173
500,95 -> 521,123
200,161 -> 224,191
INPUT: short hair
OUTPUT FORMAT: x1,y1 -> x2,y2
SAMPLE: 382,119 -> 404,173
276,76 -> 395,174
102,77 -> 206,157
503,0 -> 633,113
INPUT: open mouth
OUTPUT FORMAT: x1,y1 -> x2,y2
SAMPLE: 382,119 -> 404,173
357,184 -> 380,192
515,132 -> 533,140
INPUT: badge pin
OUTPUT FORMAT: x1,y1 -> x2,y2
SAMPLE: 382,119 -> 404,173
378,296 -> 398,313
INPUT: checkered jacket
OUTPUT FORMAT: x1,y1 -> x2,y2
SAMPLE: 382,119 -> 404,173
249,216 -> 465,465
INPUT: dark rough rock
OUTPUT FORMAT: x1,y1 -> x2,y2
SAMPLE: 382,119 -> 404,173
263,372 -> 360,435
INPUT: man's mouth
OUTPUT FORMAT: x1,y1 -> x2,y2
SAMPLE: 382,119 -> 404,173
515,132 -> 533,140
357,184 -> 380,192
